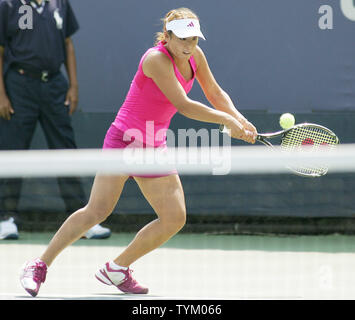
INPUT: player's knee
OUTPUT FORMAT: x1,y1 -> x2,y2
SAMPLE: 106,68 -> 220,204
163,210 -> 186,233
83,204 -> 112,224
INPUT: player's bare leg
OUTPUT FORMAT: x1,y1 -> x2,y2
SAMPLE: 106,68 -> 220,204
94,174 -> 186,294
114,174 -> 186,267
40,174 -> 129,266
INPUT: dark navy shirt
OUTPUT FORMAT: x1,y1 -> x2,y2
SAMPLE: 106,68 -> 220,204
0,0 -> 79,73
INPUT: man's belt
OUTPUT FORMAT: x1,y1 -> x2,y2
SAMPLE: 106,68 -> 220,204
11,63 -> 59,82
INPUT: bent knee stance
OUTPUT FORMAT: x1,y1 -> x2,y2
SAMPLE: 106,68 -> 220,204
80,205 -> 113,225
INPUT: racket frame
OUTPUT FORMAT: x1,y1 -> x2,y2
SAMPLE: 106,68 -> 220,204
256,123 -> 339,146
219,123 -> 340,177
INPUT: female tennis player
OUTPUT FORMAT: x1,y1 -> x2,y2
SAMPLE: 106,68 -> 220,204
20,7 -> 257,296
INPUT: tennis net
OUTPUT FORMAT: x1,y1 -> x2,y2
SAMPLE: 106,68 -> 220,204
0,144 -> 355,177
0,144 -> 354,234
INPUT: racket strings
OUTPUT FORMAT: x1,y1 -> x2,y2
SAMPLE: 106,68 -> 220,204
281,126 -> 339,177
282,127 -> 338,149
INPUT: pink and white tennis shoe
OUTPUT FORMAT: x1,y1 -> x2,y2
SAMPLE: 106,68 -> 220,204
95,262 -> 149,294
20,258 -> 47,297
19,259 -> 148,296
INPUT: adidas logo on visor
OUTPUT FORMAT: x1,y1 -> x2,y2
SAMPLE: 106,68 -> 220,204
165,19 -> 206,40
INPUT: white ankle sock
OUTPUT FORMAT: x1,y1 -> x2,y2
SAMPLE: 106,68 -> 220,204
109,261 -> 128,271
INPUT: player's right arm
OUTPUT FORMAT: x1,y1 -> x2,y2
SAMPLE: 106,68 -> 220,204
142,51 -> 253,143
0,46 -> 13,120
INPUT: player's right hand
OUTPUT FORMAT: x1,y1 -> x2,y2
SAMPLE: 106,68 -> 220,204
227,118 -> 256,144
0,94 -> 14,120
242,120 -> 257,144
242,130 -> 256,144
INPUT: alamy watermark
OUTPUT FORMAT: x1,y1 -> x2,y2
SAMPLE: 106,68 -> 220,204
18,4 -> 33,30
319,0 -> 355,29
340,0 -> 355,21
118,121 -> 232,175
319,5 -> 334,29
18,4 -> 63,30
17,1 -> 355,31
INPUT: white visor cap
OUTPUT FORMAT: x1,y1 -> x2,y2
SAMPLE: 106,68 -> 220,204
166,19 -> 206,40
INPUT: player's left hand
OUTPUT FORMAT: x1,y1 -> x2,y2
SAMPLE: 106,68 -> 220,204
242,120 -> 257,143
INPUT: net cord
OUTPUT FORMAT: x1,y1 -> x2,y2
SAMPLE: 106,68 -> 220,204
0,144 -> 354,177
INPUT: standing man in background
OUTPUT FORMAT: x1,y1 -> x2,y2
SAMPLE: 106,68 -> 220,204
0,0 -> 111,240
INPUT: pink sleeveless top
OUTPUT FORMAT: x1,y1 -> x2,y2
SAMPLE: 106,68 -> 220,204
112,41 -> 197,147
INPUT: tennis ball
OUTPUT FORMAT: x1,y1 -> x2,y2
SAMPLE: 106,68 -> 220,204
279,113 -> 295,129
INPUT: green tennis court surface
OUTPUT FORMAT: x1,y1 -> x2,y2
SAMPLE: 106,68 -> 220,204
1,232 -> 355,300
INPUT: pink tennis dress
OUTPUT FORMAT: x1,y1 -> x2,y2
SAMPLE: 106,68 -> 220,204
103,41 -> 197,177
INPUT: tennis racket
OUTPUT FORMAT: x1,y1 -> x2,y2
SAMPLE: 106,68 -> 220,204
219,123 -> 340,177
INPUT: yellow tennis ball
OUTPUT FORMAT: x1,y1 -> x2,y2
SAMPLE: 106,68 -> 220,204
279,113 -> 295,129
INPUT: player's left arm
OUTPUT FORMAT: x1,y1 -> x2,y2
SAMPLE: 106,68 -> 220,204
64,37 -> 78,115
194,46 -> 256,134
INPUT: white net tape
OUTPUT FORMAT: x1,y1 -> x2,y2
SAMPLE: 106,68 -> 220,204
0,144 -> 354,177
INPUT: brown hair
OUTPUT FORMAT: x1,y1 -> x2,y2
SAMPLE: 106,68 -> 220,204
154,8 -> 199,45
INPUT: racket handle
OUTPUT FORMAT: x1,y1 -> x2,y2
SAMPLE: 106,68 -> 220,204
220,124 -> 260,142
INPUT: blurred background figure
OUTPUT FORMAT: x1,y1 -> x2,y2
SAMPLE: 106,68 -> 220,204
0,0 -> 110,240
